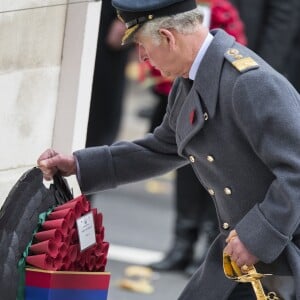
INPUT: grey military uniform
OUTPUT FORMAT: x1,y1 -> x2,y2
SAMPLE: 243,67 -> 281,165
75,29 -> 300,299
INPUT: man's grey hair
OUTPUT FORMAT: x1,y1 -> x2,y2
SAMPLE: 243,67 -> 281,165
136,7 -> 204,45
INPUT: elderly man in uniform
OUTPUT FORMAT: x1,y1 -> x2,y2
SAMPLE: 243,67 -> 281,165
38,0 -> 299,299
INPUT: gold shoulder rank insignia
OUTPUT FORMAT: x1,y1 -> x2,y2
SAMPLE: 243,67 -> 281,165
224,48 -> 259,73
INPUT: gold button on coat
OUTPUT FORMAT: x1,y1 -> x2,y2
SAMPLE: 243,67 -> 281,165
224,187 -> 232,195
189,155 -> 195,163
208,189 -> 215,196
223,223 -> 230,230
207,155 -> 214,162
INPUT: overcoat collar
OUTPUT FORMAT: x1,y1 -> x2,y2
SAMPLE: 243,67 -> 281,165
193,29 -> 235,118
174,29 -> 235,154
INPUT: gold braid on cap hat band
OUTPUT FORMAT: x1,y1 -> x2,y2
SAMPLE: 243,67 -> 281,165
121,24 -> 139,45
118,13 -> 155,44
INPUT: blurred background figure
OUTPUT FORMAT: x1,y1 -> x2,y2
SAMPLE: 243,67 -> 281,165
287,22 -> 300,92
86,0 -> 132,147
130,0 -> 248,277
230,0 -> 300,91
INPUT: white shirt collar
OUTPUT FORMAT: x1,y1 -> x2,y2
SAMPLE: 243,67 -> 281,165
189,32 -> 213,81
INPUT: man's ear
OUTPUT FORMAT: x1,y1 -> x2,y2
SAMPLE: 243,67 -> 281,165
158,28 -> 176,48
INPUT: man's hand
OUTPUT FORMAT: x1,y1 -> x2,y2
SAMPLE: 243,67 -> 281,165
37,148 -> 77,181
224,230 -> 259,268
106,19 -> 126,49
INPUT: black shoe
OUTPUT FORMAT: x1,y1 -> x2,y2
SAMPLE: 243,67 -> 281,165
149,243 -> 193,272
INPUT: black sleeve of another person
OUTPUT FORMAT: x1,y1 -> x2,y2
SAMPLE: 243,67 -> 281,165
86,0 -> 131,147
230,0 -> 299,74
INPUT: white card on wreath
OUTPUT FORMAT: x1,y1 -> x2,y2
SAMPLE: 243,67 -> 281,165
76,211 -> 96,251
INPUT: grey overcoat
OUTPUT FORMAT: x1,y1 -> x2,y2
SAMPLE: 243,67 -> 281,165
75,29 -> 300,299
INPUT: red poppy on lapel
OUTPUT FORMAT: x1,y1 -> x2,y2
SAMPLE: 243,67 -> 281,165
189,109 -> 196,124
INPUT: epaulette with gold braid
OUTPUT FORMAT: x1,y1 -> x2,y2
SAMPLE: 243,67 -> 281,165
224,48 -> 259,73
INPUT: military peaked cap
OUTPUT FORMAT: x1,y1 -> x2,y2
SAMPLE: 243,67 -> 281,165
112,0 -> 197,44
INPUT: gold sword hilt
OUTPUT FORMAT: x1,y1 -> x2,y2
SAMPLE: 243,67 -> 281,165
223,252 -> 280,300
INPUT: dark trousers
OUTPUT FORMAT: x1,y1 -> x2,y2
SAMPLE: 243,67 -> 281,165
175,165 -> 218,244
86,0 -> 131,147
